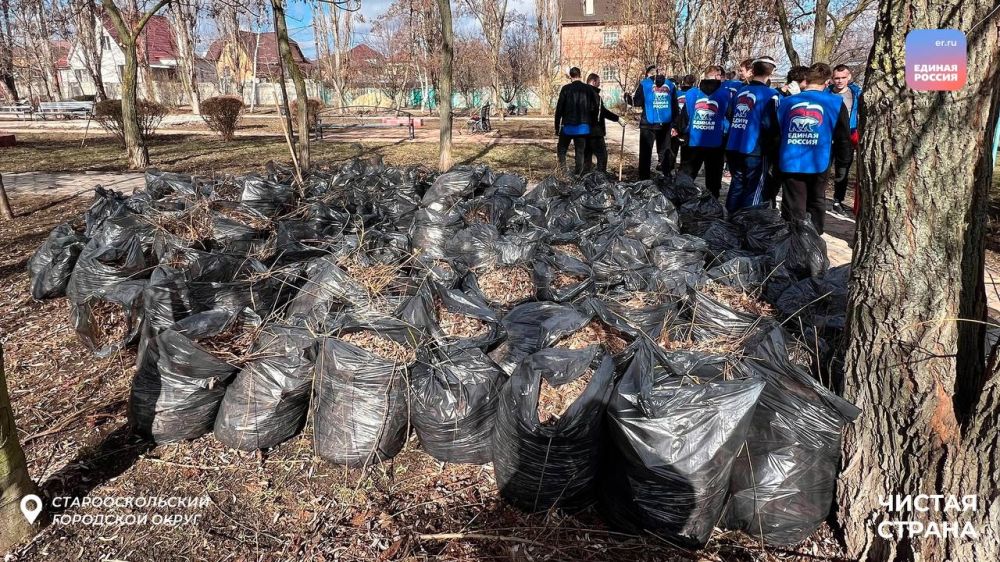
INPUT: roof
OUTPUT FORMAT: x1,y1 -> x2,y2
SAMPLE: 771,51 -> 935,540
347,44 -> 384,66
102,14 -> 178,66
205,31 -> 312,68
559,0 -> 619,25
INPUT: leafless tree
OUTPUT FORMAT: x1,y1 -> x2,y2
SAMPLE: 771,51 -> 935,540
435,0 -> 453,170
71,0 -> 107,100
533,0 -> 557,115
0,0 -> 17,100
460,0 -> 508,115
169,0 -> 201,113
775,0 -> 877,65
453,35 -> 489,108
498,16 -> 536,111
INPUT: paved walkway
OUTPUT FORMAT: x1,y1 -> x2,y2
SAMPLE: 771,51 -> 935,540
3,171 -> 144,198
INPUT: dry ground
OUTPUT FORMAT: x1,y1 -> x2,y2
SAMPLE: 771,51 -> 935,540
0,190 -> 849,561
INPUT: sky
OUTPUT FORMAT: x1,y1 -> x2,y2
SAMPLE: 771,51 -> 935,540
277,0 -> 535,59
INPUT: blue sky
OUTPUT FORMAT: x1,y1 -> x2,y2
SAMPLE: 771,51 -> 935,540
277,0 -> 534,59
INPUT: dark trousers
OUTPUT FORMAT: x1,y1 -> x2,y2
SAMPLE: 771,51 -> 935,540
584,136 -> 609,173
671,137 -> 690,168
558,134 -> 588,176
725,151 -> 769,213
638,126 -> 671,179
781,169 -> 830,234
683,145 -> 725,199
832,148 -> 855,202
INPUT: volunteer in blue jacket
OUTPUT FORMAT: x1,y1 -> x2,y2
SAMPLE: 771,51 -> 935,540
721,59 -> 751,98
725,56 -> 780,212
555,67 -> 600,176
776,63 -> 853,234
827,64 -> 862,214
631,66 -> 680,180
675,65 -> 732,199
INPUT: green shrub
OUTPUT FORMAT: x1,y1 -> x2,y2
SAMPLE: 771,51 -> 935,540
93,99 -> 167,146
200,96 -> 245,141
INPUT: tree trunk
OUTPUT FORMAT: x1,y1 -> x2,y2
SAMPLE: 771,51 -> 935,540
810,0 -> 830,64
436,0 -> 454,171
170,0 -> 201,114
0,173 -> 13,219
120,39 -> 148,169
0,344 -> 45,550
837,2 -> 1000,561
272,0 -> 310,170
775,0 -> 801,67
77,0 -> 108,101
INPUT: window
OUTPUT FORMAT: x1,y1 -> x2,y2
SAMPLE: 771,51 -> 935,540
101,35 -> 110,49
601,66 -> 618,83
584,0 -> 594,16
74,69 -> 86,83
603,30 -> 619,48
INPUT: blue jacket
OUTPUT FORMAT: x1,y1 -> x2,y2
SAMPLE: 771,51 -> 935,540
726,81 -> 780,155
632,77 -> 678,128
722,79 -> 743,99
684,85 -> 731,148
826,82 -> 862,131
777,90 -> 852,174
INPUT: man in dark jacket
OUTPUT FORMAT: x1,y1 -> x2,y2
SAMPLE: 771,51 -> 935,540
674,65 -> 731,199
555,67 -> 600,176
672,73 -> 697,169
631,65 -> 680,179
826,64 -> 863,214
583,73 -> 621,174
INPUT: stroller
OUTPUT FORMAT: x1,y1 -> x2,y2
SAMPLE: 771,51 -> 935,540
465,103 -> 492,134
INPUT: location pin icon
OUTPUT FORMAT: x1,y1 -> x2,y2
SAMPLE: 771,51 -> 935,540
20,494 -> 42,524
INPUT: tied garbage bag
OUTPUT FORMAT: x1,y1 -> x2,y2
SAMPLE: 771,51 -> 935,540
724,329 -> 860,545
129,308 -> 260,443
707,255 -> 771,292
313,321 -> 420,467
489,301 -> 583,375
533,251 -> 595,303
768,219 -> 829,279
238,175 -> 296,215
28,223 -> 87,300
410,205 -> 464,261
214,326 -> 316,450
398,282 -> 504,351
421,166 -> 485,206
84,186 -> 130,237
493,348 -> 614,512
410,346 -> 505,464
600,340 -> 764,546
67,227 -> 150,302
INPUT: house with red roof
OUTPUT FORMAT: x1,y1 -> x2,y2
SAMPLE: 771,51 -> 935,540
204,30 -> 313,94
59,13 -> 213,104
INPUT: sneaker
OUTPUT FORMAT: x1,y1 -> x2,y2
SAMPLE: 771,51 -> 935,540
831,201 -> 847,215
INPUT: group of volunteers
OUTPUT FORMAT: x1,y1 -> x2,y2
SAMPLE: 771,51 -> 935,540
553,57 -> 863,235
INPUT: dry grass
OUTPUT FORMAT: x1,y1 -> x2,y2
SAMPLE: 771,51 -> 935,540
537,369 -> 593,425
477,266 -> 534,306
463,207 -> 491,225
612,291 -> 664,309
553,243 -> 586,262
702,284 -> 775,317
554,321 -> 629,355
339,256 -> 402,299
435,299 -> 489,340
340,330 -> 416,364
552,272 -> 586,290
87,299 -> 129,349
658,330 -> 742,355
195,320 -> 259,366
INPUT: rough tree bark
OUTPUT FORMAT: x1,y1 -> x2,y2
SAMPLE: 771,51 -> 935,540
0,344 -> 45,550
837,2 -> 1000,561
0,173 -> 13,220
102,0 -> 172,169
775,0 -> 801,67
436,0 -> 454,171
0,0 -> 15,101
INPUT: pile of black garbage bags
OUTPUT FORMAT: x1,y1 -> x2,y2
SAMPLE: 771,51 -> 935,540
28,159 -> 859,547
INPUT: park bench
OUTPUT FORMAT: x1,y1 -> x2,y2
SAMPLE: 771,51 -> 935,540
315,105 -> 416,141
36,101 -> 94,119
0,103 -> 33,120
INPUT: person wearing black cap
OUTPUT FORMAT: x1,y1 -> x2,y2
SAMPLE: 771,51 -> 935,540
631,65 -> 680,180
583,73 -> 621,174
725,56 -> 780,212
672,73 -> 697,169
555,66 -> 601,176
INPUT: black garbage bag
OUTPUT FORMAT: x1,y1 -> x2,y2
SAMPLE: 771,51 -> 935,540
585,233 -> 654,291
768,220 -> 829,279
729,207 -> 788,253
145,169 -> 198,200
700,220 -> 744,257
600,340 -> 764,546
724,329 -> 860,545
484,173 -> 527,198
214,325 -> 316,450
533,251 -> 595,303
663,172 -> 704,204
129,308 -> 259,443
410,205 -> 464,260
678,195 -> 725,235
624,207 -> 681,250
67,231 -> 149,303
284,255 -> 369,327
84,186 -> 131,237
421,166 -> 484,206
69,279 -> 146,357
312,321 -> 420,467
410,346 -> 505,464
492,348 -> 615,512
707,256 -> 771,292
28,223 -> 87,300
398,281 -> 504,350
587,294 -> 677,342
489,301 -> 581,374
666,286 -> 776,344
238,175 -> 296,215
